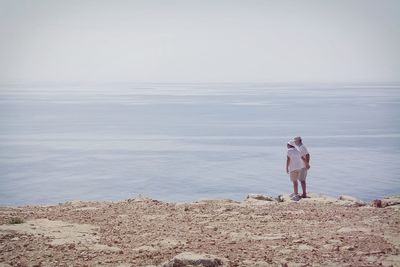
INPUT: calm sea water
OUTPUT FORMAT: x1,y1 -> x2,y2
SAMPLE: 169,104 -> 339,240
0,83 -> 399,206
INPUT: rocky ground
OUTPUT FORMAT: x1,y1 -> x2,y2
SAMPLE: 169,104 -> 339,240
0,193 -> 399,267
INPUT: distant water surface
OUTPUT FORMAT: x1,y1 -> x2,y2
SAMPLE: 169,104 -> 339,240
0,83 -> 399,206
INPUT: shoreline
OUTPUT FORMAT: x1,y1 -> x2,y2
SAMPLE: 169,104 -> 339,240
0,191 -> 392,209
0,193 -> 399,266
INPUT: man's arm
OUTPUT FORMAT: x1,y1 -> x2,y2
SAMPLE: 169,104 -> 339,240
286,156 -> 290,174
302,154 -> 310,169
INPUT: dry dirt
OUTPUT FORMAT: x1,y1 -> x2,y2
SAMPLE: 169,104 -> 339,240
0,193 -> 399,267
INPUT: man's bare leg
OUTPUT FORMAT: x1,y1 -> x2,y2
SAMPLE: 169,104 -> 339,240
293,180 -> 298,195
300,181 -> 307,198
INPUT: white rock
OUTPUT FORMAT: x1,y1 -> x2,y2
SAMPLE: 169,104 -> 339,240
338,195 -> 366,206
246,194 -> 274,201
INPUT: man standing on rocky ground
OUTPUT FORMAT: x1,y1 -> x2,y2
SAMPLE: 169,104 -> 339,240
294,136 -> 310,198
286,140 -> 303,201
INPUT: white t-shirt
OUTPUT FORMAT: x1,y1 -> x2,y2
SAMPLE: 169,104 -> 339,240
298,144 -> 309,168
287,148 -> 302,172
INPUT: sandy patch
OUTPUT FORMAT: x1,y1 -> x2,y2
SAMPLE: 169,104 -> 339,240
0,218 -> 99,245
0,218 -> 121,252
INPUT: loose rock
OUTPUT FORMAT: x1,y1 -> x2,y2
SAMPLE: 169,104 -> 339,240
160,252 -> 229,267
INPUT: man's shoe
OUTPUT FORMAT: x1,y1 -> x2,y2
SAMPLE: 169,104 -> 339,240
291,194 -> 301,201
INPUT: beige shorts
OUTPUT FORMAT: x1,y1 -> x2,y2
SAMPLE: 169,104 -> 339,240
290,169 -> 301,182
299,168 -> 307,182
290,168 -> 307,182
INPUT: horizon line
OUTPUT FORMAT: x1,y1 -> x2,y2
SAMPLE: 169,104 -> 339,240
1,81 -> 400,86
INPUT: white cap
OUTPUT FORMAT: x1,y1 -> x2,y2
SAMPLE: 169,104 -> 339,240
287,140 -> 296,146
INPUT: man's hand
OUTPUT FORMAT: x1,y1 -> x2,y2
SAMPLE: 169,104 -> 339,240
286,168 -> 289,174
306,164 -> 311,170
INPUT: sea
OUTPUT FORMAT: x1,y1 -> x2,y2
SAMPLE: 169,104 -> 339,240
0,83 -> 399,206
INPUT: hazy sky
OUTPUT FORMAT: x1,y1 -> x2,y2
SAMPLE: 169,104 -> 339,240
0,0 -> 399,83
